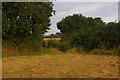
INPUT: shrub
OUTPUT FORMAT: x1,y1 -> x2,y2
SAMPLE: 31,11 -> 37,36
57,13 -> 119,53
70,28 -> 101,51
42,41 -> 46,47
46,40 -> 57,48
58,42 -> 71,52
75,46 -> 85,53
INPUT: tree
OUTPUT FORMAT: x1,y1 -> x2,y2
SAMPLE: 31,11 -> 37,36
103,22 -> 119,49
57,14 -> 105,41
57,13 -> 119,51
44,32 -> 61,38
2,2 -> 54,50
55,32 -> 61,38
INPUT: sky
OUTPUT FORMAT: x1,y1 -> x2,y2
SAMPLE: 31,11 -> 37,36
45,1 -> 118,35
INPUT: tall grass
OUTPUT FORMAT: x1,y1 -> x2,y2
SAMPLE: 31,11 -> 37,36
3,47 -> 63,57
3,38 -> 119,57
2,46 -> 20,57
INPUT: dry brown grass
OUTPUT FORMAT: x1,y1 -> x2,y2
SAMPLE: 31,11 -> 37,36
3,53 -> 119,78
43,38 -> 61,41
2,47 -> 20,57
3,38 -> 61,56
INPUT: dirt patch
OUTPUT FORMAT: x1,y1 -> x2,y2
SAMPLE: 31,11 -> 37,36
2,53 -> 119,78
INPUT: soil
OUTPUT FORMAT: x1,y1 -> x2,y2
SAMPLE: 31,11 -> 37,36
2,53 -> 119,78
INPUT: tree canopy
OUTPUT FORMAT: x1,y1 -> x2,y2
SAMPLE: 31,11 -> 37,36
2,2 -> 54,50
57,14 -> 119,51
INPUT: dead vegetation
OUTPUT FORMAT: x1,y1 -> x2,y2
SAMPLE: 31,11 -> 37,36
43,38 -> 61,41
3,53 -> 119,78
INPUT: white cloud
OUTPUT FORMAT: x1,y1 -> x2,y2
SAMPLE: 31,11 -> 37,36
103,16 -> 118,23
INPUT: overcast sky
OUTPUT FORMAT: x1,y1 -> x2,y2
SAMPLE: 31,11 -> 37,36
45,2 -> 118,35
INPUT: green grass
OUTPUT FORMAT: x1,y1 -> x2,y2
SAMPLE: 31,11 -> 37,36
21,48 -> 54,56
3,48 -> 63,58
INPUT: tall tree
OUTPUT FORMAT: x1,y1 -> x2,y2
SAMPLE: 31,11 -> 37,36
57,14 -> 119,51
2,2 -> 54,50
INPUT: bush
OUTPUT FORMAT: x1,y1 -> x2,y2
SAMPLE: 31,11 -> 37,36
42,41 -> 46,47
46,40 -> 57,48
75,46 -> 85,53
57,13 -> 119,53
70,28 -> 101,51
58,42 -> 71,52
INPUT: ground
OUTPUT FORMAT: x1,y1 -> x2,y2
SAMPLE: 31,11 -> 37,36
3,53 -> 119,78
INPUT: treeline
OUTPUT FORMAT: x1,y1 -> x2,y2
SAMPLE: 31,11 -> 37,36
44,32 -> 61,38
2,2 -> 54,51
57,14 -> 120,53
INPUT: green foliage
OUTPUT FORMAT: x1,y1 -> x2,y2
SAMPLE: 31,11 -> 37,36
58,42 -> 71,52
2,2 -> 54,51
71,26 -> 105,51
44,32 -> 61,38
46,40 -> 56,48
57,14 -> 105,40
57,14 -> 120,52
103,22 -> 119,49
43,39 -> 71,52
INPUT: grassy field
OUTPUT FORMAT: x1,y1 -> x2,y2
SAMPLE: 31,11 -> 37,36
3,52 -> 119,78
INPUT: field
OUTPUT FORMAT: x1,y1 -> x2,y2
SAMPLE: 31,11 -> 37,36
43,38 -> 61,41
3,53 -> 119,78
2,2 -> 119,79
2,38 -> 119,78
